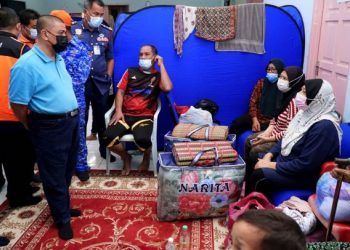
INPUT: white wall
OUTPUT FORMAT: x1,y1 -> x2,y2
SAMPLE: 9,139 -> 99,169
39,0 -> 223,14
22,0 -> 47,13
264,0 -> 315,74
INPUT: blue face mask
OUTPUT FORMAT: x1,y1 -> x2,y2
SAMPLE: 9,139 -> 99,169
88,16 -> 103,28
139,59 -> 153,71
30,28 -> 37,39
266,73 -> 278,83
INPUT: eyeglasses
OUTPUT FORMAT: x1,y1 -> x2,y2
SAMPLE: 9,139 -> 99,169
266,68 -> 277,73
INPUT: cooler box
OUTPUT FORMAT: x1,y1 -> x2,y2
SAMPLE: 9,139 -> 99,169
164,132 -> 236,152
157,152 -> 245,221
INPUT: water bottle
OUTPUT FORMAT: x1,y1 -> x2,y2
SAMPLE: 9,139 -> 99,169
165,237 -> 176,250
179,225 -> 190,250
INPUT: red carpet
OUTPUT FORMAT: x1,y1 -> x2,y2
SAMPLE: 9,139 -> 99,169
0,174 -> 227,249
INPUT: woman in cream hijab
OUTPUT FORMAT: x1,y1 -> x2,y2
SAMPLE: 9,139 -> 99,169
246,79 -> 342,197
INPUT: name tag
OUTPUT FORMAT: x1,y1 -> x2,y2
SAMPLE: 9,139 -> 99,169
93,45 -> 101,55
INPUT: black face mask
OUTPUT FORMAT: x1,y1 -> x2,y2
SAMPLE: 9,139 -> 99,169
52,35 -> 68,53
46,30 -> 68,53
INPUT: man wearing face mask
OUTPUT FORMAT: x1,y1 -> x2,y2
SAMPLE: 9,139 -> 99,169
72,0 -> 114,161
0,7 -> 42,212
51,10 -> 92,182
104,45 -> 173,176
9,15 -> 80,240
18,9 -> 40,48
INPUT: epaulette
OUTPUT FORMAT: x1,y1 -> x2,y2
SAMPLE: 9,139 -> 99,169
101,23 -> 113,31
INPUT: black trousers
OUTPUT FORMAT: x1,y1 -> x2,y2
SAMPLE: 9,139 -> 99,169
104,116 -> 153,151
229,112 -> 269,136
85,77 -> 110,158
0,122 -> 35,201
28,114 -> 79,225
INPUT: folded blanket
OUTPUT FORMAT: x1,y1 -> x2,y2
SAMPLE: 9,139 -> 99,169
172,123 -> 228,141
172,141 -> 238,166
195,6 -> 236,41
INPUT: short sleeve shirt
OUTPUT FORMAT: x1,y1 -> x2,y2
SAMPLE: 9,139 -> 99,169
9,45 -> 78,113
71,21 -> 113,82
117,67 -> 161,117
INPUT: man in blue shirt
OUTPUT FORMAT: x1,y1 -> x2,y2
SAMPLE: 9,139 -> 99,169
51,10 -> 92,182
10,15 -> 80,240
72,0 -> 114,160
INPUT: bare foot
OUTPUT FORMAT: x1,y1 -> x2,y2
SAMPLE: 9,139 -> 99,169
121,154 -> 132,176
138,161 -> 149,172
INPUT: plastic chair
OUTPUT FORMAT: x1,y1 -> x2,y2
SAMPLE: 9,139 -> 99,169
104,98 -> 161,176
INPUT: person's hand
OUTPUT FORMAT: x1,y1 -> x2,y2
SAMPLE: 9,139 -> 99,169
331,167 -> 350,183
155,55 -> 164,67
254,158 -> 276,170
262,152 -> 273,162
250,134 -> 271,146
109,110 -> 124,126
252,117 -> 260,132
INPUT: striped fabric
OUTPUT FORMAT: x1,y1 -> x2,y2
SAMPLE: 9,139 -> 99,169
172,123 -> 228,141
270,99 -> 298,140
172,141 -> 238,166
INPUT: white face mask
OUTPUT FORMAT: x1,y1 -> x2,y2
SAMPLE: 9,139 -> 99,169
139,59 -> 153,71
30,28 -> 37,39
277,79 -> 291,93
295,92 -> 307,111
88,16 -> 103,28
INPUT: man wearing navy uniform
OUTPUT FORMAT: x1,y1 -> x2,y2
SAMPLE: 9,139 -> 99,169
72,0 -> 114,162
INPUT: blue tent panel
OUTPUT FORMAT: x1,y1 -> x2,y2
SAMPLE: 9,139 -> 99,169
114,5 -> 304,148
281,5 -> 305,42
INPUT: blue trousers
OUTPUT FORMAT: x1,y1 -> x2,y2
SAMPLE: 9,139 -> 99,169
28,115 -> 79,225
73,83 -> 89,172
85,77 -> 109,158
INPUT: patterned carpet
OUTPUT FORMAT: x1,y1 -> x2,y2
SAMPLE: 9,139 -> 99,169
0,171 -> 228,249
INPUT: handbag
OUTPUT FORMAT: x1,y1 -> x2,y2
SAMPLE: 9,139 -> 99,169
227,192 -> 275,230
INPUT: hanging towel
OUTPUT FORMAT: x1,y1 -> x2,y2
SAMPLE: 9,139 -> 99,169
195,6 -> 236,42
173,5 -> 185,55
215,3 -> 265,54
183,6 -> 197,40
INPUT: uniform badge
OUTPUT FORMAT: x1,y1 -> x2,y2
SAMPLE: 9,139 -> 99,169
75,29 -> 82,37
97,33 -> 109,42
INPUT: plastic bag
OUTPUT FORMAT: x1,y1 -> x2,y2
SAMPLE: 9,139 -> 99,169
316,172 -> 350,222
179,106 -> 213,126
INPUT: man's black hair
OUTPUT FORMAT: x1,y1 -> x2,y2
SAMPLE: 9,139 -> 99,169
84,0 -> 105,9
0,7 -> 19,29
19,9 -> 40,26
236,209 -> 306,250
143,44 -> 158,55
36,15 -> 64,33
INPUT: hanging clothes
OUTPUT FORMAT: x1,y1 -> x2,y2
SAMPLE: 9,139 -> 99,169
195,6 -> 236,42
215,3 -> 265,54
173,5 -> 185,55
183,6 -> 197,40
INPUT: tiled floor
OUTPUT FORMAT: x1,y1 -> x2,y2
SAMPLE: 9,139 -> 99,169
0,107 -> 147,205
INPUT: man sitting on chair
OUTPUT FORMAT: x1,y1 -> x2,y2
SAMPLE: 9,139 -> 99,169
104,44 -> 173,175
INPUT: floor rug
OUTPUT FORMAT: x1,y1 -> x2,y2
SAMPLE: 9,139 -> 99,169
0,172 -> 228,249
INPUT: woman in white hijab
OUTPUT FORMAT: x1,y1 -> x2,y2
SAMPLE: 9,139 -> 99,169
246,79 -> 342,197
